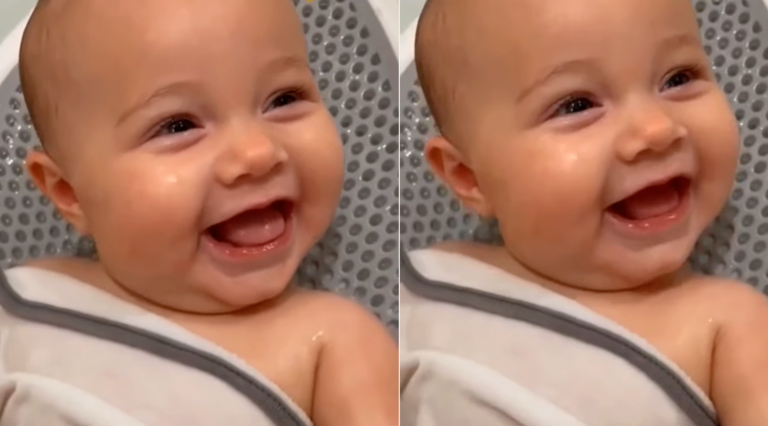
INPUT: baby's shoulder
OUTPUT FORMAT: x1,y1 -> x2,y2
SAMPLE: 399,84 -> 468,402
285,288 -> 390,336
680,274 -> 768,325
282,288 -> 395,358
683,274 -> 763,301
281,292 -> 397,424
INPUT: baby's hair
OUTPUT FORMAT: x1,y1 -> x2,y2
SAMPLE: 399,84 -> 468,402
18,0 -> 69,153
414,0 -> 472,140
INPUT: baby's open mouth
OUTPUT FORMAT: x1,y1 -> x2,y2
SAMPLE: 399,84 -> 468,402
608,176 -> 691,222
207,200 -> 294,248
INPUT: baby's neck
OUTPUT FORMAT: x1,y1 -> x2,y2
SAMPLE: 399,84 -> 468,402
428,240 -> 688,303
22,256 -> 296,322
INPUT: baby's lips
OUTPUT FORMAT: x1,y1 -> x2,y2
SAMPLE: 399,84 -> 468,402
211,205 -> 287,247
607,172 -> 693,208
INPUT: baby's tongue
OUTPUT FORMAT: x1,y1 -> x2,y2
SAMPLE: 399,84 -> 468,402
618,183 -> 679,220
215,207 -> 285,247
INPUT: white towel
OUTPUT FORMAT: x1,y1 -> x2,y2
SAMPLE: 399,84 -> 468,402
0,266 -> 311,426
401,349 -> 589,426
400,248 -> 717,426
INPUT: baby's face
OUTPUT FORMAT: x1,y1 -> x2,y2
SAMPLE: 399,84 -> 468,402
33,0 -> 343,312
449,0 -> 738,290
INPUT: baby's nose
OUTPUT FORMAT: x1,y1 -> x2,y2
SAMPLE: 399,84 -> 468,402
213,125 -> 289,185
616,102 -> 688,162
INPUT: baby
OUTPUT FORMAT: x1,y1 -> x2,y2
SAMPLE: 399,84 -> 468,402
0,0 -> 397,425
400,0 -> 768,425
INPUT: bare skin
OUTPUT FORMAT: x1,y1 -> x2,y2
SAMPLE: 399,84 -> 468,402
15,0 -> 397,424
416,0 -> 768,424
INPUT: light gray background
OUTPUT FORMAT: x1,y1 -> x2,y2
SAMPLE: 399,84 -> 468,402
0,0 -> 34,40
400,0 -> 425,31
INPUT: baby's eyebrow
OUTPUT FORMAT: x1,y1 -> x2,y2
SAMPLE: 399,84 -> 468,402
516,33 -> 701,103
260,54 -> 311,75
517,58 -> 598,102
117,81 -> 201,125
116,54 -> 310,125
653,33 -> 702,62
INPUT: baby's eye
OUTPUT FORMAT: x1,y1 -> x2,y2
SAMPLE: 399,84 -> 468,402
661,70 -> 693,91
156,118 -> 198,136
269,91 -> 301,110
554,97 -> 595,117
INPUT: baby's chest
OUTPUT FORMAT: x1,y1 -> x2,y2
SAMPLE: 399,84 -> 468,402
185,321 -> 322,415
586,298 -> 717,395
4,322 -> 310,426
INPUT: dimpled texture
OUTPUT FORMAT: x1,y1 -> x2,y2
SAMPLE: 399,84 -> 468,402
0,0 -> 399,331
399,0 -> 768,295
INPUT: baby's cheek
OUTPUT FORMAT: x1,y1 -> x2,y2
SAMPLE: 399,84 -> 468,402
685,99 -> 739,221
489,150 -> 594,212
483,152 -> 602,263
99,165 -> 203,241
301,147 -> 343,195
673,91 -> 732,168
289,119 -> 344,206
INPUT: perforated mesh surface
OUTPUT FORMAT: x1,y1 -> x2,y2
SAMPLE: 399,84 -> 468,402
0,0 -> 399,331
400,0 -> 768,295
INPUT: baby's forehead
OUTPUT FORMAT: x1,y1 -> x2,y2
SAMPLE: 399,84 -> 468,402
416,0 -> 702,139
471,1 -> 698,59
20,0 -> 307,154
26,0 -> 305,70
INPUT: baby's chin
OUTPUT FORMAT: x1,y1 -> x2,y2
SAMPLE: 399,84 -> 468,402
520,249 -> 689,293
580,255 -> 689,292
106,266 -> 297,315
187,267 -> 298,314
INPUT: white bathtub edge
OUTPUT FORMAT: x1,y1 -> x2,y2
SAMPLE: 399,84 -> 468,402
368,0 -> 398,56
399,18 -> 417,76
0,10 -> 31,85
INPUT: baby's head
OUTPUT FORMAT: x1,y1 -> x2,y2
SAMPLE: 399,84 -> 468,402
416,0 -> 739,290
19,0 -> 344,313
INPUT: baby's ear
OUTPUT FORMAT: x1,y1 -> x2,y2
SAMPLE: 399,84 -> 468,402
26,150 -> 89,235
424,136 -> 493,217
